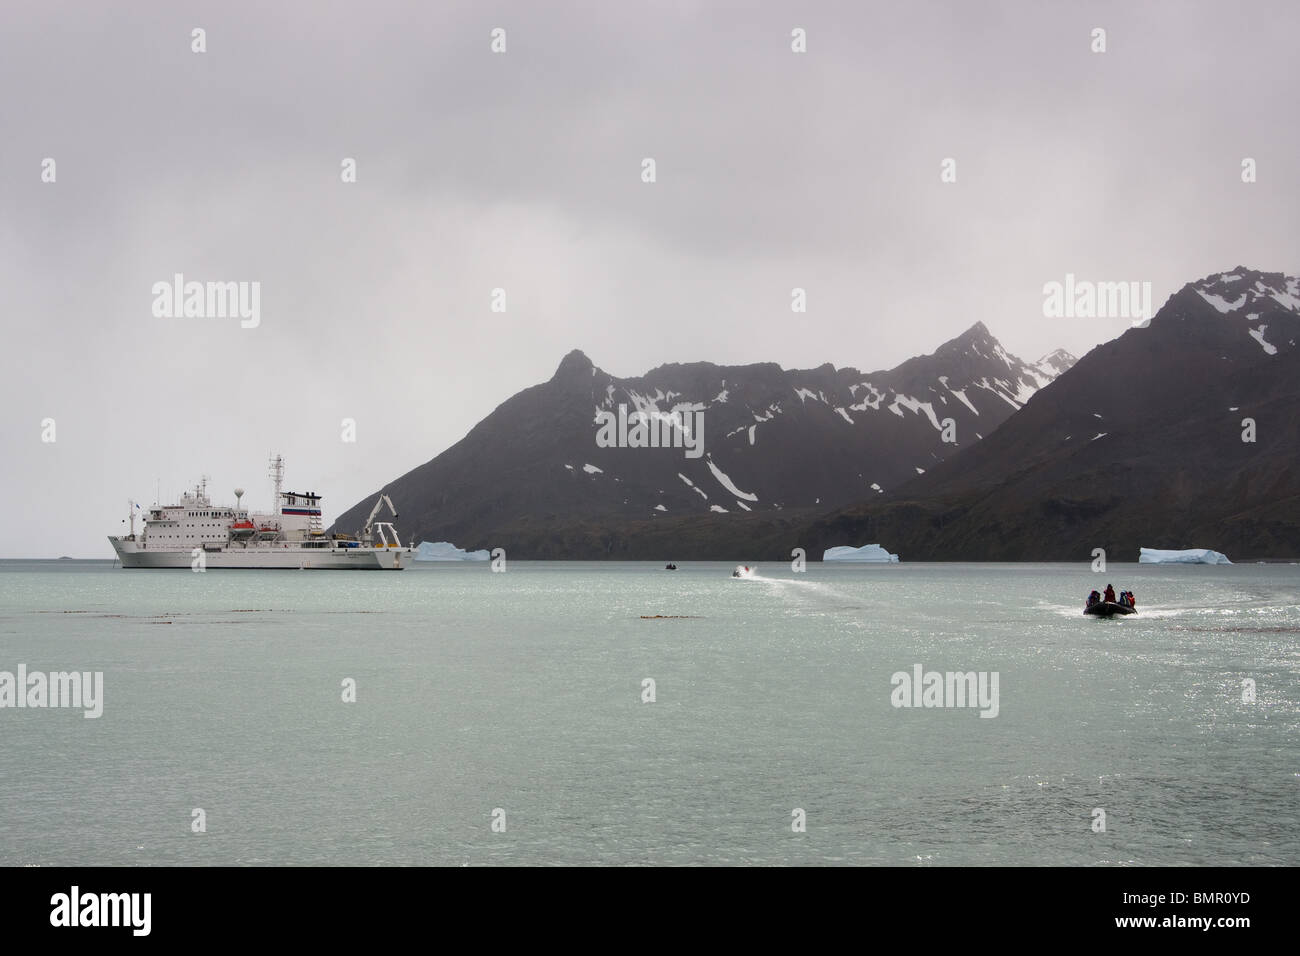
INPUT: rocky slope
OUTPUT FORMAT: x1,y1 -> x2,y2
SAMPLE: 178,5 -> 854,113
801,268 -> 1300,560
331,325 -> 1074,554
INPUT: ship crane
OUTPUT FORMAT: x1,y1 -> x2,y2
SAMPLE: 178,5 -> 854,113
362,494 -> 402,549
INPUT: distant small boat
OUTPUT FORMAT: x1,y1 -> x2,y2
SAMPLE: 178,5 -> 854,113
664,563 -> 677,570
732,565 -> 755,579
1085,601 -> 1136,617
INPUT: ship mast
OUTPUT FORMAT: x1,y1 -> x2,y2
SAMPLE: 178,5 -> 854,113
268,454 -> 284,514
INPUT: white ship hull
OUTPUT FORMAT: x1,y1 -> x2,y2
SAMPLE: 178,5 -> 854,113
109,537 -> 408,570
111,456 -> 411,571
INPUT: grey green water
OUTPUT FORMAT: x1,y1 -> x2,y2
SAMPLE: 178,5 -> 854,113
1,560 -> 1296,866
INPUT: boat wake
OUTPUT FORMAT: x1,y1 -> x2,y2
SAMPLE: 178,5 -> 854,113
1035,600 -> 1189,620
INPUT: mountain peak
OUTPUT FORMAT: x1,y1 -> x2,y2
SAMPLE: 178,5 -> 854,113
928,321 -> 996,357
1184,268 -> 1300,318
1035,348 -> 1077,378
552,348 -> 595,381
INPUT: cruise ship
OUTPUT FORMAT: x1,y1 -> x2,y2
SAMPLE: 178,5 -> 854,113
108,456 -> 410,569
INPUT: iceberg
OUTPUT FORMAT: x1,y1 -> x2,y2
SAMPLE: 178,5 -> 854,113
414,541 -> 490,561
822,544 -> 900,563
1138,547 -> 1232,565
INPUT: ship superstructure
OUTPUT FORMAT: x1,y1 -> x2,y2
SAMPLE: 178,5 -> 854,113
108,455 -> 409,569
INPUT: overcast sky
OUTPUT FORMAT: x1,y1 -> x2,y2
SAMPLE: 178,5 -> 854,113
2,0 -> 1297,556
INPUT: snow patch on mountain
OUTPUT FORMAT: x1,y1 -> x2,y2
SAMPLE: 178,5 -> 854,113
678,473 -> 708,499
849,382 -> 884,411
1249,326 -> 1278,355
992,343 -> 1017,369
887,393 -> 942,429
707,458 -> 759,501
1022,367 -> 1051,389
975,377 -> 1024,411
1010,377 -> 1038,405
1192,269 -> 1300,317
947,387 -> 978,415
1271,288 -> 1300,312
1198,290 -> 1248,313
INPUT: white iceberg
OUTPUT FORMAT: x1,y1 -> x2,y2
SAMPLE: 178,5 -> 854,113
1138,547 -> 1232,565
822,544 -> 900,563
414,541 -> 491,561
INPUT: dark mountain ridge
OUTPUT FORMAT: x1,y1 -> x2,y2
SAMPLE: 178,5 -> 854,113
335,267 -> 1299,560
800,268 -> 1300,560
331,324 -> 1074,553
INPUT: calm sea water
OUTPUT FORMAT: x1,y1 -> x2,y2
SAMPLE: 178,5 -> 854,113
1,559 -> 1296,866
